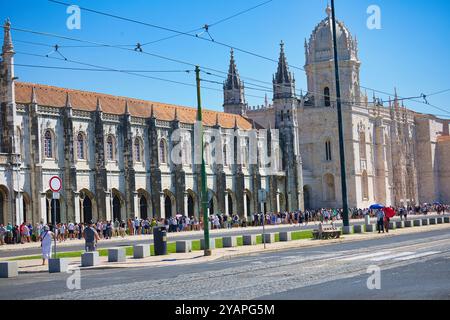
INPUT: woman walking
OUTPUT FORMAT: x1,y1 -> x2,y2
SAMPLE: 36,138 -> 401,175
40,226 -> 55,265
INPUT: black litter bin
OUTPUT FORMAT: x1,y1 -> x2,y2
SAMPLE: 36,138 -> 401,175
153,226 -> 167,255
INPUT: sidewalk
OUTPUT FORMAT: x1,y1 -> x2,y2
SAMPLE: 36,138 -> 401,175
12,221 -> 450,274
0,213 -> 446,253
0,222 -> 310,252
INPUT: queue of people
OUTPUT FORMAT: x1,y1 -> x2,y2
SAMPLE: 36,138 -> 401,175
0,203 -> 447,247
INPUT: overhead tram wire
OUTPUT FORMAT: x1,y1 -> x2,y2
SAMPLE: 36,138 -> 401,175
4,27 -> 449,115
0,29 -> 429,106
11,51 -> 268,101
8,35 -> 449,114
44,2 -> 450,114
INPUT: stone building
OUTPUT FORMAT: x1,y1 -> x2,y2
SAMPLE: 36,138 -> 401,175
246,5 -> 450,209
0,19 -> 300,225
1,4 -> 449,225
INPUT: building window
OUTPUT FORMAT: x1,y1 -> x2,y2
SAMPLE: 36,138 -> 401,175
44,130 -> 53,158
77,133 -> 86,160
359,130 -> 366,160
106,135 -> 115,161
223,144 -> 228,167
324,87 -> 331,107
362,170 -> 369,200
159,139 -> 167,164
134,138 -> 142,162
325,140 -> 332,161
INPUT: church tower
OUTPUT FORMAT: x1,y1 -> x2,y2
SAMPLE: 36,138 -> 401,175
272,41 -> 304,211
305,4 -> 361,108
223,49 -> 247,115
0,19 -> 18,154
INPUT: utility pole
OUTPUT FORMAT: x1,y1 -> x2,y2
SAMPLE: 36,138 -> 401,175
330,0 -> 350,232
195,66 -> 211,256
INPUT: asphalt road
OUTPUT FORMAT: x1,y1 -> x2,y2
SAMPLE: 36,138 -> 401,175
0,226 -> 449,300
1,213 -> 445,258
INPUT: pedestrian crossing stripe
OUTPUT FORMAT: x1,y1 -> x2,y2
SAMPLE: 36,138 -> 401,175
340,251 -> 392,261
394,251 -> 440,261
370,252 -> 415,262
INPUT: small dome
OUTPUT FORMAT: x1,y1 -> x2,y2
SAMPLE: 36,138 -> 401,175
305,5 -> 358,64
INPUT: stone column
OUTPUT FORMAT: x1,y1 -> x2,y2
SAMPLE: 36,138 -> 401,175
184,193 -> 188,217
133,192 -> 139,219
160,193 -> 166,219
105,192 -> 112,222
40,194 -> 47,224
74,193 -> 80,223
276,193 -> 280,213
15,191 -> 23,224
224,192 -> 229,215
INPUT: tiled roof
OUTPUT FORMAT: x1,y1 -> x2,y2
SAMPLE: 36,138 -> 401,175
14,82 -> 252,130
437,135 -> 450,143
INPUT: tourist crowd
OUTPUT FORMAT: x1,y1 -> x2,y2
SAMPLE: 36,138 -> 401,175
0,203 -> 447,246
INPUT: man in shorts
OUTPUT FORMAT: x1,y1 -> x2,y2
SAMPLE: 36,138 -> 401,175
83,221 -> 100,252
68,221 -> 75,240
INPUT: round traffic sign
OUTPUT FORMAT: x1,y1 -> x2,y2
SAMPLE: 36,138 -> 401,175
49,176 -> 62,192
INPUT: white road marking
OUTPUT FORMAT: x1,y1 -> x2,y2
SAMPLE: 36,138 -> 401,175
370,252 -> 415,262
340,251 -> 392,261
394,251 -> 440,261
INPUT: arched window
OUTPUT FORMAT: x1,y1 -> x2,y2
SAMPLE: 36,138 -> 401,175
44,130 -> 53,158
359,130 -> 367,160
106,135 -> 115,161
324,87 -> 331,107
325,140 -> 332,161
362,170 -> 369,200
134,137 -> 142,162
159,139 -> 167,164
77,133 -> 86,160
223,144 -> 228,167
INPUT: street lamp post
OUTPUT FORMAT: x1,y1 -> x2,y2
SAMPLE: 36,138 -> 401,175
195,66 -> 211,256
330,0 -> 350,232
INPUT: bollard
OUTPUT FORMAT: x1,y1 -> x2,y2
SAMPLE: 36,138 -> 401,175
200,239 -> 216,250
262,233 -> 275,243
108,247 -> 126,263
81,252 -> 99,267
353,225 -> 364,233
49,258 -> 69,273
176,241 -> 192,253
0,261 -> 18,278
365,224 -> 376,232
404,220 -> 413,228
243,235 -> 256,246
222,236 -> 237,248
396,221 -> 404,229
133,244 -> 150,259
413,219 -> 422,227
279,231 -> 292,241
342,226 -> 354,234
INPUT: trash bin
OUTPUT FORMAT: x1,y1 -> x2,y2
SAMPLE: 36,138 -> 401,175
153,226 -> 167,256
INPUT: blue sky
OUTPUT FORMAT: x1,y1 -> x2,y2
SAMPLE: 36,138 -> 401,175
1,0 -> 449,117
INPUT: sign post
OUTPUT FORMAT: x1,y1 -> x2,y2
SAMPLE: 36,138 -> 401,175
258,189 -> 267,249
49,176 -> 62,259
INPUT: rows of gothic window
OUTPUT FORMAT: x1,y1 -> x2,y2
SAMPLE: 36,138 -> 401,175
42,129 -> 272,168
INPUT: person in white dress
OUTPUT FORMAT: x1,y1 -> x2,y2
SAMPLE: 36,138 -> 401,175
40,226 -> 55,265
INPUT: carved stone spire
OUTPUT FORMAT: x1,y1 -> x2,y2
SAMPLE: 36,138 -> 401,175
96,97 -> 102,112
223,49 -> 246,115
273,41 -> 295,100
31,86 -> 37,104
2,19 -> 14,54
